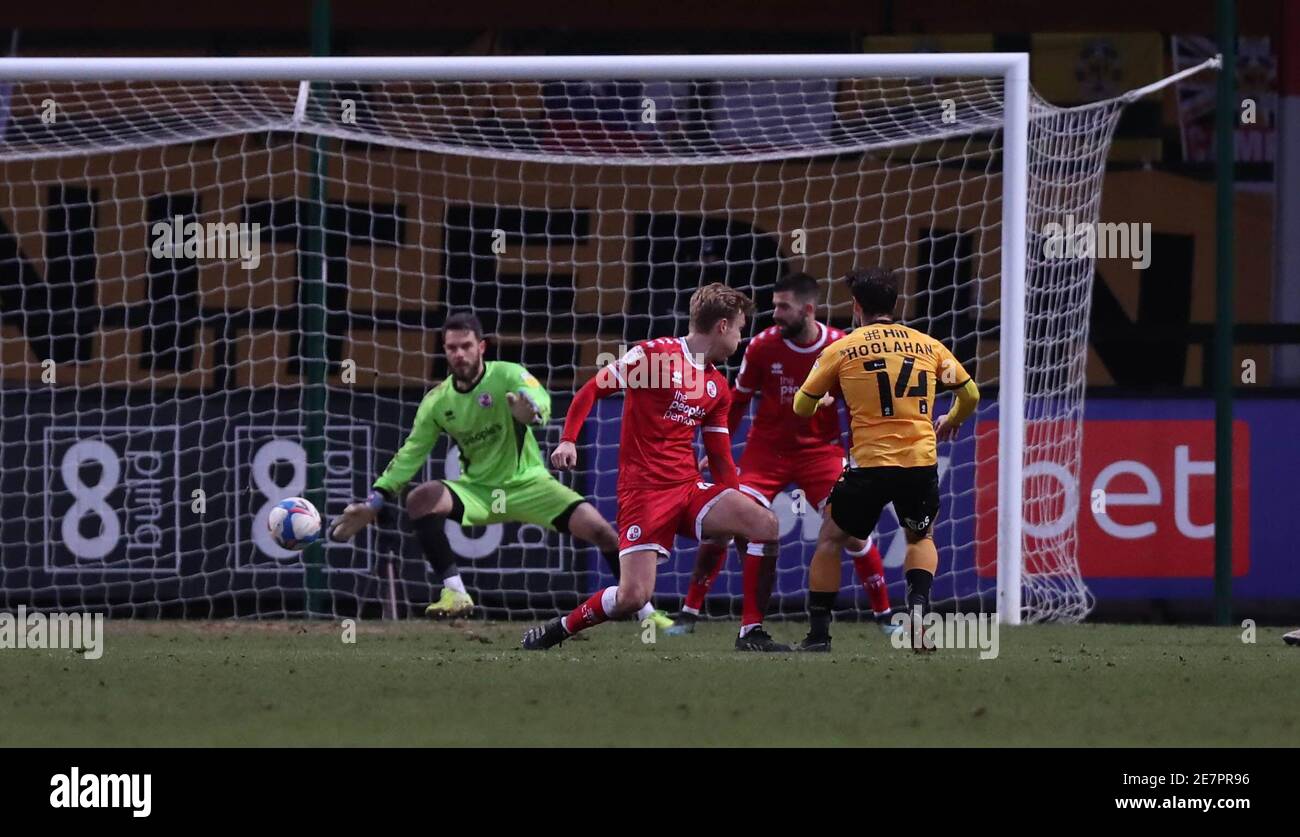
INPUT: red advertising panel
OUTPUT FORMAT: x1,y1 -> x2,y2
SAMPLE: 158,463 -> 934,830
977,420 -> 1249,578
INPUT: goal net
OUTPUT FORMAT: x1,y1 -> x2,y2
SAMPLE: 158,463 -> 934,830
0,54 -> 1187,622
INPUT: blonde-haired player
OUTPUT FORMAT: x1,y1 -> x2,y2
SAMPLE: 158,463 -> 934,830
522,283 -> 783,651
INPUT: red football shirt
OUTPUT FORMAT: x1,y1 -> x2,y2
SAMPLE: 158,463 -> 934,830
733,321 -> 844,452
608,336 -> 732,491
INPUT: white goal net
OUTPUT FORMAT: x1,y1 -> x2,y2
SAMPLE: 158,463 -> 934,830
0,54 -> 1188,623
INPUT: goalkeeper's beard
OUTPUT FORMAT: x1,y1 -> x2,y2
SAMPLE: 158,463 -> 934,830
450,358 -> 485,387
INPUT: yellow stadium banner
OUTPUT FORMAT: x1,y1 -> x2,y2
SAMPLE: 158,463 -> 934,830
1030,32 -> 1164,104
1032,32 -> 1166,164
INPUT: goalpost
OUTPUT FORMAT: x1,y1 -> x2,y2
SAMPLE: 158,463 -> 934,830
0,54 -> 1210,624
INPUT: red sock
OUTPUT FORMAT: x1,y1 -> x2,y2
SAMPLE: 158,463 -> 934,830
564,587 -> 614,634
683,541 -> 727,612
851,543 -> 891,615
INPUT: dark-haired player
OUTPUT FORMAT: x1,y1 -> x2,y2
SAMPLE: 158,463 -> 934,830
794,268 -> 980,652
330,312 -> 671,629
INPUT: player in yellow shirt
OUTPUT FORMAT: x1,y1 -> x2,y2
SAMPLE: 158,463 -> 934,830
792,267 -> 980,652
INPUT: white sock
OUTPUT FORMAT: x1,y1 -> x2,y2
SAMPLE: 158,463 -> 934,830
443,574 -> 467,595
739,622 -> 761,638
845,537 -> 874,558
637,603 -> 656,621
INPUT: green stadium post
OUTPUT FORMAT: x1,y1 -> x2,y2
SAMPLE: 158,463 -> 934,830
302,0 -> 332,617
1213,0 -> 1236,626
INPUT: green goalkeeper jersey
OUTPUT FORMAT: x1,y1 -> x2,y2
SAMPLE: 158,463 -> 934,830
373,361 -> 552,495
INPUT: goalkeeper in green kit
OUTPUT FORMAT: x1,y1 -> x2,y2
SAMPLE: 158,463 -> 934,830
330,312 -> 673,628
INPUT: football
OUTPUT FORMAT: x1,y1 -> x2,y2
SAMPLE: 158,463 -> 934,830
267,497 -> 323,551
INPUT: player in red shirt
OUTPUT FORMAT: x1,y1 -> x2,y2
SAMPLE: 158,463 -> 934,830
670,273 -> 898,641
521,284 -> 785,651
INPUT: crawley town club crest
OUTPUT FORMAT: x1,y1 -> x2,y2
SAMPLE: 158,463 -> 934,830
706,380 -> 717,398
478,393 -> 493,408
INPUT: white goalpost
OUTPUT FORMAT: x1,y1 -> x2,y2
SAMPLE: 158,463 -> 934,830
0,53 -> 1212,623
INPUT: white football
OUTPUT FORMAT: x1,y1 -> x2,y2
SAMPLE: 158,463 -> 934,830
267,497 -> 323,551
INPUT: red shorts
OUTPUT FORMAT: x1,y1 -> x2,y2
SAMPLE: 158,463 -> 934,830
617,480 -> 735,562
737,445 -> 846,511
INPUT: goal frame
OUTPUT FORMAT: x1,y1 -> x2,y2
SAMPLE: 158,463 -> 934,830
0,53 -> 1030,625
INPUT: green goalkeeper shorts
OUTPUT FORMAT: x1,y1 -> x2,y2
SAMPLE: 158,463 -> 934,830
442,471 -> 585,529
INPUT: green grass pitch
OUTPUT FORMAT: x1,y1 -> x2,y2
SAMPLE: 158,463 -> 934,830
2,620 -> 1297,746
